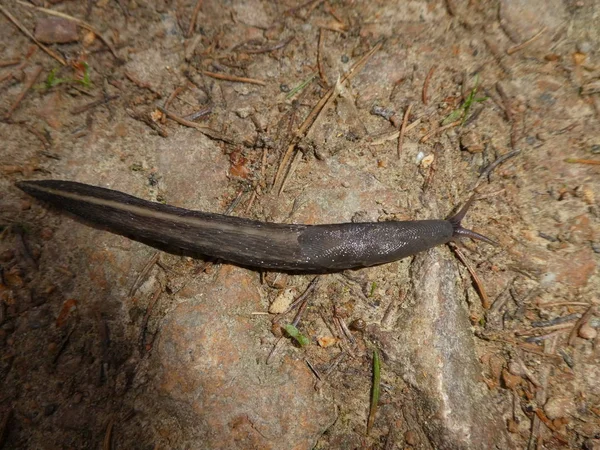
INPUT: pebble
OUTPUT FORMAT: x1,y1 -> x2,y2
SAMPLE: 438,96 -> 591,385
317,336 -> 337,347
269,288 -> 295,314
501,368 -> 522,390
578,322 -> 597,340
404,430 -> 418,446
507,360 -> 524,377
420,154 -> 435,168
460,131 -> 484,153
577,41 -> 593,54
370,105 -> 395,120
544,396 -> 576,420
34,18 -> 79,44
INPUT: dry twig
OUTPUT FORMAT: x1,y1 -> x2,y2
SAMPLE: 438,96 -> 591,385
451,244 -> 491,309
186,0 -> 203,37
202,70 -> 266,86
422,64 -> 437,105
397,103 -> 413,158
506,27 -> 546,55
5,65 -> 43,120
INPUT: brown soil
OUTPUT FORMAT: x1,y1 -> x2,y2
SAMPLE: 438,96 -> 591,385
1,0 -> 599,449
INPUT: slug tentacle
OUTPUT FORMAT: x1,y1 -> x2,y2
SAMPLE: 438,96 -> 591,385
448,195 -> 497,246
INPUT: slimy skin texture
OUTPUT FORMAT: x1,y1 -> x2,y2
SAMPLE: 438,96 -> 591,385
16,180 -> 493,272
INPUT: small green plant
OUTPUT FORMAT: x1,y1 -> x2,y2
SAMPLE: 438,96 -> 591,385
367,348 -> 381,435
368,281 -> 377,297
42,63 -> 92,90
283,324 -> 310,347
442,74 -> 487,125
44,68 -> 68,89
286,72 -> 316,99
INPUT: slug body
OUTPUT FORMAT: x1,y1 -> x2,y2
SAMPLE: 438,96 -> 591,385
16,180 -> 493,272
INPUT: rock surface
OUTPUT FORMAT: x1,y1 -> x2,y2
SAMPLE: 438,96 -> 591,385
371,247 -> 510,449
154,266 -> 335,449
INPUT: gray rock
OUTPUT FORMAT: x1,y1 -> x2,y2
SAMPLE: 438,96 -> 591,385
372,247 -> 510,449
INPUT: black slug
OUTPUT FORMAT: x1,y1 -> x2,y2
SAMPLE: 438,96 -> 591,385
16,180 -> 494,272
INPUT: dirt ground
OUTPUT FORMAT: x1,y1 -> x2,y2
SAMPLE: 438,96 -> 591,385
1,0 -> 599,449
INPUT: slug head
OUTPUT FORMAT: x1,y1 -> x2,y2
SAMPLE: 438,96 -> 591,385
448,196 -> 497,246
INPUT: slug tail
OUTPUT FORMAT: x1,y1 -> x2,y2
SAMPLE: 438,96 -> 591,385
448,195 -> 497,246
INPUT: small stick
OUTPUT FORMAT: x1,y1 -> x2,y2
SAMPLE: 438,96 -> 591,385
53,326 -> 76,364
452,244 -> 491,309
0,58 -> 21,67
157,106 -> 235,144
366,118 -> 422,145
273,143 -> 296,192
540,302 -> 597,307
139,286 -> 162,353
321,351 -> 346,379
397,103 -> 413,158
337,316 -> 356,345
163,86 -> 185,113
422,64 -> 437,105
70,95 -> 119,115
244,189 -> 257,214
21,122 -> 52,149
564,158 -> 600,166
242,36 -> 294,54
419,119 -> 461,143
125,71 -> 161,96
0,5 -> 66,65
305,358 -> 322,381
186,0 -> 203,37
128,251 -> 160,297
506,27 -> 546,55
317,28 -> 328,85
126,108 -> 168,137
183,107 -> 212,121
495,82 -> 513,122
16,0 -> 120,60
515,322 -> 574,337
568,305 -> 596,346
266,336 -> 286,365
260,146 -> 268,178
531,313 -> 581,328
275,277 -> 320,319
5,65 -> 43,120
324,1 -> 344,23
479,149 -> 521,181
103,418 -> 115,450
278,146 -> 302,194
202,70 -> 266,86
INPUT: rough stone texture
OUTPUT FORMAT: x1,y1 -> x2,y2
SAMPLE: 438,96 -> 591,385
499,0 -> 567,48
154,266 -> 335,449
372,247 -> 510,449
155,129 -> 230,210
